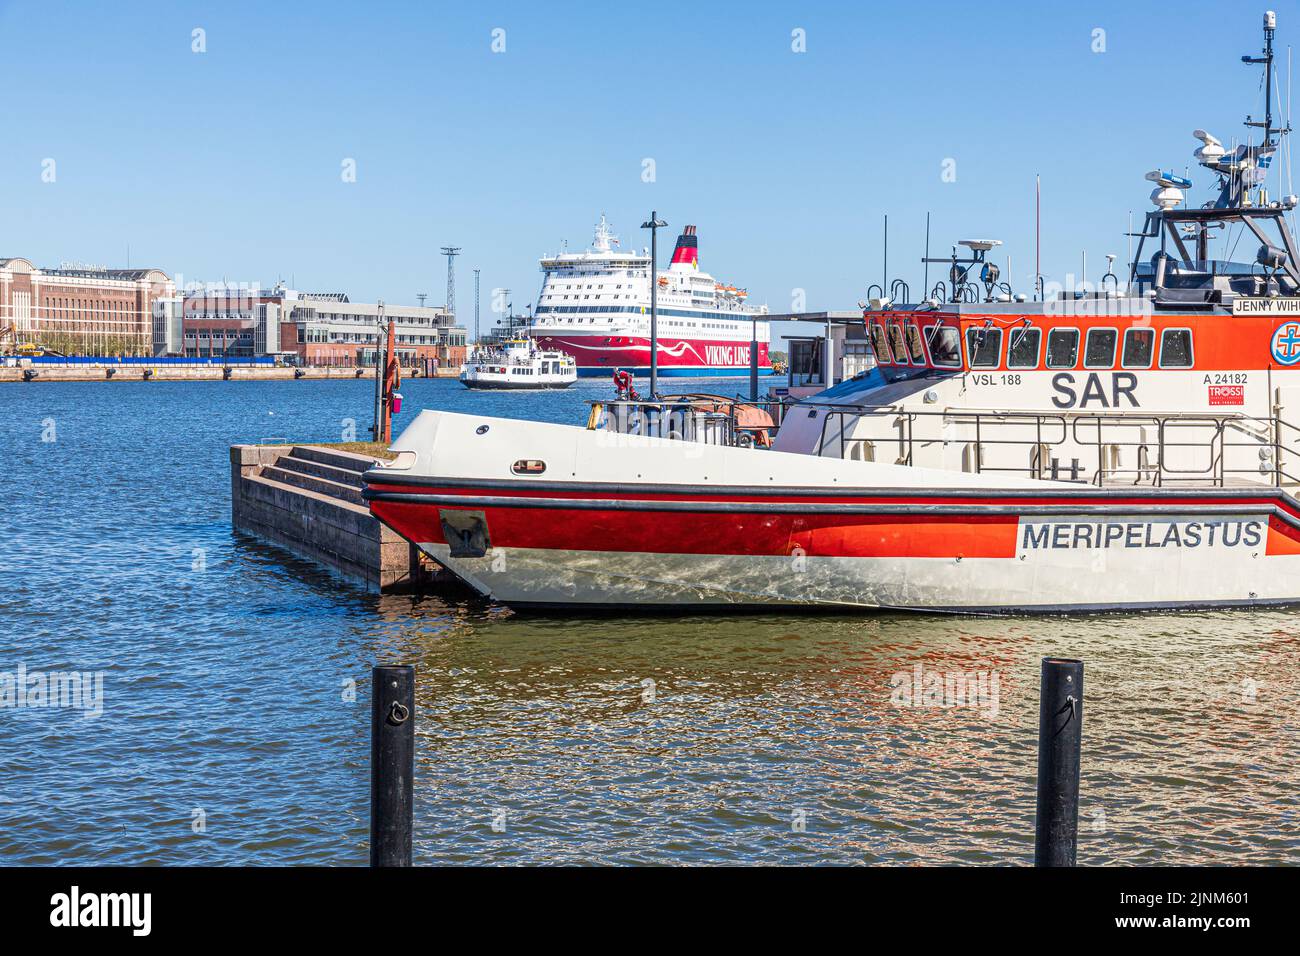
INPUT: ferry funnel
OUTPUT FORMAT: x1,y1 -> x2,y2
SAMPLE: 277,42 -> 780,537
670,225 -> 699,268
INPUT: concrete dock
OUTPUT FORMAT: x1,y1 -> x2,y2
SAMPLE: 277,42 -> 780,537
230,443 -> 455,593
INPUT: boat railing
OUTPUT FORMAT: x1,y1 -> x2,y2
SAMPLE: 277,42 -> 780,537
814,405 -> 1300,488
588,397 -> 788,448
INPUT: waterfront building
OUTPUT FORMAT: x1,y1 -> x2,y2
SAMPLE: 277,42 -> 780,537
174,283 -> 467,366
0,258 -> 174,356
175,285 -> 286,359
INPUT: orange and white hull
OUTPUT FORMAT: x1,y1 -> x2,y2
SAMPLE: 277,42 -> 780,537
363,411 -> 1300,613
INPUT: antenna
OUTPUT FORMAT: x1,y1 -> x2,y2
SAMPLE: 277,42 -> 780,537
441,246 -> 461,319
1035,175 -> 1042,300
1127,210 -> 1133,284
882,214 -> 888,291
416,293 -> 427,307
923,211 -> 931,298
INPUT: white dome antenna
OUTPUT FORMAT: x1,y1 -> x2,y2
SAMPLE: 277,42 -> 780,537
1151,186 -> 1184,209
1193,129 -> 1226,165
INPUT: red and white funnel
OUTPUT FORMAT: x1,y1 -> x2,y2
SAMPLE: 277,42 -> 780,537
669,224 -> 699,269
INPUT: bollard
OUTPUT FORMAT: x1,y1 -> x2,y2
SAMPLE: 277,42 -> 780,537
1034,657 -> 1083,866
370,664 -> 415,867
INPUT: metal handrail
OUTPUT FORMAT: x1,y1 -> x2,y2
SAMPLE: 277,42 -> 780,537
591,396 -> 791,447
588,396 -> 1300,488
815,405 -> 1300,488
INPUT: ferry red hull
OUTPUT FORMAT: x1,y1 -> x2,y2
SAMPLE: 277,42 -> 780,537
533,334 -> 769,377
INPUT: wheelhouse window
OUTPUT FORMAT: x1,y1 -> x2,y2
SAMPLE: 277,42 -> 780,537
924,324 -> 962,367
869,323 -> 893,364
1159,328 -> 1194,368
887,322 -> 910,365
1121,327 -> 1155,368
904,323 -> 926,364
1006,327 -> 1041,369
1046,328 -> 1079,368
1084,328 -> 1118,369
965,327 -> 1002,368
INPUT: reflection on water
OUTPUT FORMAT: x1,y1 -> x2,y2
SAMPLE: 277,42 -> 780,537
378,597 -> 1300,865
1,379 -> 1297,864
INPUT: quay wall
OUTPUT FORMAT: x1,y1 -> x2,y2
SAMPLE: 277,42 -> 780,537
230,444 -> 451,593
2,365 -> 460,383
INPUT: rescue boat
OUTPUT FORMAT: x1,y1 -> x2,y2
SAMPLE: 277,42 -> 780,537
364,12 -> 1300,614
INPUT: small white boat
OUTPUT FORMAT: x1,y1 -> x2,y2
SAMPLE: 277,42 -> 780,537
459,337 -> 577,389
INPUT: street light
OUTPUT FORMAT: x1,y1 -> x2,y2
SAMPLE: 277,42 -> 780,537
640,211 -> 667,397
372,300 -> 385,441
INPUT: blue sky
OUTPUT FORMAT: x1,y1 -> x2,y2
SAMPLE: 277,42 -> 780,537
2,0 -> 1296,344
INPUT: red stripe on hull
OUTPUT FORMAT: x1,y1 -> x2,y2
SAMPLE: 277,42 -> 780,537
370,499 -> 1019,559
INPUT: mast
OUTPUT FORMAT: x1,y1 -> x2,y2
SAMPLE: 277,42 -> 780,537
1244,11 -> 1279,145
1035,175 -> 1041,300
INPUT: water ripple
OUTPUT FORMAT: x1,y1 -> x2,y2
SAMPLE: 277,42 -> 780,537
1,380 -> 1297,864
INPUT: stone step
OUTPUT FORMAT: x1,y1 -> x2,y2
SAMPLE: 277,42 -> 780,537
287,445 -> 383,474
272,454 -> 366,489
262,464 -> 365,505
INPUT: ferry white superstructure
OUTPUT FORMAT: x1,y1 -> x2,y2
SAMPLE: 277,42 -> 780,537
530,216 -> 770,377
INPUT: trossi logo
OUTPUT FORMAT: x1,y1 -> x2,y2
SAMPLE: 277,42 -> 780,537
50,886 -> 151,936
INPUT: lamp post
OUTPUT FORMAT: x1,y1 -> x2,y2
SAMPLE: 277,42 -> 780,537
749,314 -> 758,402
640,211 -> 667,397
372,300 -> 385,441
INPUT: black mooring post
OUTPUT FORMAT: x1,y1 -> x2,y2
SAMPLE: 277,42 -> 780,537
370,664 -> 414,867
1034,657 -> 1083,867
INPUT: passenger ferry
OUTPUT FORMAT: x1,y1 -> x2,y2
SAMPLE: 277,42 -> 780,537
459,337 -> 577,389
530,217 -> 771,377
365,12 -> 1300,614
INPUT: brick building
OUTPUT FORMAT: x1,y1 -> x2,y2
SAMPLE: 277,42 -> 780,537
1,258 -> 174,356
174,284 -> 467,367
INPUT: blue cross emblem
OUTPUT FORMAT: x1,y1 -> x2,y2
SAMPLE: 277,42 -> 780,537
1272,323 -> 1300,365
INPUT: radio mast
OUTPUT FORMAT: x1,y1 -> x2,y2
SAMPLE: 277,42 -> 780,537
441,246 -> 461,319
